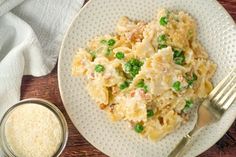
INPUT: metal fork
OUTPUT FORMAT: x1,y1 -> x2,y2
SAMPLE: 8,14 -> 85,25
168,69 -> 236,157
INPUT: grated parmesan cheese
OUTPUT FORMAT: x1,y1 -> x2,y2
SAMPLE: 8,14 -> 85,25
5,103 -> 63,157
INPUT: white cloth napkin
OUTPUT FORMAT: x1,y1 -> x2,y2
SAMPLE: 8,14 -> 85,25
0,0 -> 84,155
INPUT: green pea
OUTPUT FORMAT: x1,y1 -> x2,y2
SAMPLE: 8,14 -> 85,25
130,70 -> 139,78
125,62 -> 132,72
137,80 -> 145,88
124,59 -> 143,78
107,39 -> 116,46
119,81 -> 129,90
172,81 -> 181,91
143,85 -> 148,93
185,73 -> 198,87
173,49 -> 185,65
158,34 -> 167,44
160,16 -> 168,26
174,56 -> 185,65
95,64 -> 105,73
182,100 -> 193,113
139,61 -> 144,67
137,80 -> 148,92
132,65 -> 140,71
147,109 -> 154,118
173,49 -> 183,58
158,44 -> 167,49
115,52 -> 125,60
134,123 -> 144,133
130,59 -> 140,65
186,100 -> 193,107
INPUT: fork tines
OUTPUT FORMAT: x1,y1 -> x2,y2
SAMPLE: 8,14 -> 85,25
209,69 -> 236,110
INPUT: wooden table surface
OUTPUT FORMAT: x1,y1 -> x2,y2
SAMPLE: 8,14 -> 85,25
21,0 -> 236,156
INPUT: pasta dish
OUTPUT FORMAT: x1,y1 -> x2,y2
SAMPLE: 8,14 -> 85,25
71,9 -> 216,141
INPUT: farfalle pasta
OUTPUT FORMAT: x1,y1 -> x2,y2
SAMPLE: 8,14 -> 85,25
72,9 -> 216,141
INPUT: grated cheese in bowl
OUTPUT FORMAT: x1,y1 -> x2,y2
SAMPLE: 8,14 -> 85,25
0,99 -> 68,157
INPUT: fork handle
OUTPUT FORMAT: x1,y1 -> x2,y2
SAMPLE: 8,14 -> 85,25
168,134 -> 192,157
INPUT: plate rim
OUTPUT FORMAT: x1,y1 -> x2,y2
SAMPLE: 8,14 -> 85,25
58,0 -> 236,156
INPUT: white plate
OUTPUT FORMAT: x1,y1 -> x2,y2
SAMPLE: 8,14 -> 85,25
58,0 -> 236,156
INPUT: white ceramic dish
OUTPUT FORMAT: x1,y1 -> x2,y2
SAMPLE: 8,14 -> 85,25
58,0 -> 236,156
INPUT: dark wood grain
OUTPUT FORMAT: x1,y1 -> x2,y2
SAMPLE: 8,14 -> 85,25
21,0 -> 236,156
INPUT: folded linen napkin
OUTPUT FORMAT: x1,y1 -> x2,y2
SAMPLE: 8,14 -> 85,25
0,0 -> 84,155
0,0 -> 24,16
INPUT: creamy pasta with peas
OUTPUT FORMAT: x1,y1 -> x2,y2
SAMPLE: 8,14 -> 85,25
72,9 -> 216,141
